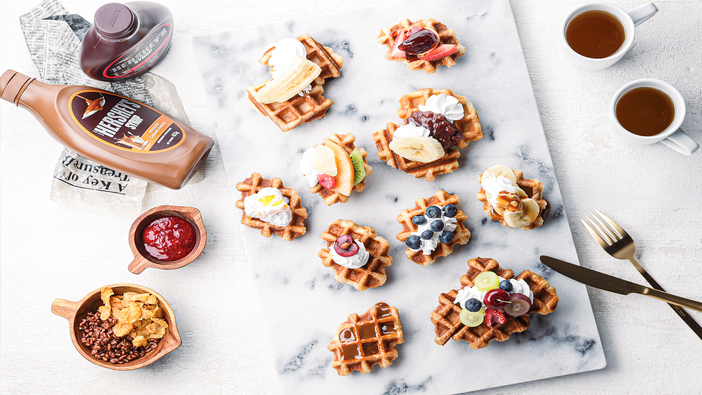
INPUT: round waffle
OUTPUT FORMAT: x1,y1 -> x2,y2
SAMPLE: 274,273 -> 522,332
377,18 -> 466,73
307,133 -> 373,206
235,172 -> 307,241
319,219 -> 392,291
247,34 -> 343,132
396,190 -> 471,265
328,303 -> 404,375
431,257 -> 559,349
476,168 -> 549,230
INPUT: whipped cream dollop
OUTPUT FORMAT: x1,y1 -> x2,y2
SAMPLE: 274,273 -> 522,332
268,37 -> 312,96
330,239 -> 369,269
481,175 -> 522,209
392,123 -> 431,138
418,94 -> 465,121
453,276 -> 534,310
299,146 -> 321,187
243,187 -> 292,227
407,213 -> 457,255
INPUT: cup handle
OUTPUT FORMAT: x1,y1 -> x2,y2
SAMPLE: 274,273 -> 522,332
628,3 -> 658,26
661,129 -> 700,155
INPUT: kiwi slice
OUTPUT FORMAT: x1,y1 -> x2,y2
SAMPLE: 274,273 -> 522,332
349,149 -> 366,186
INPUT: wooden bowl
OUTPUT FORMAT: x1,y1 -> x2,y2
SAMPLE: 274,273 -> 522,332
51,283 -> 182,371
128,205 -> 207,274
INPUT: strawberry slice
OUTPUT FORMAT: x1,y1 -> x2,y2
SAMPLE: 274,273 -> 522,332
388,32 -> 406,59
484,308 -> 506,327
317,173 -> 336,190
419,44 -> 458,61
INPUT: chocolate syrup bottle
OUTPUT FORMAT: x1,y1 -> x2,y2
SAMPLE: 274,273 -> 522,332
0,70 -> 214,190
80,1 -> 173,81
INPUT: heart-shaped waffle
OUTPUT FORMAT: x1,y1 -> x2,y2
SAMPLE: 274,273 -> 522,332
477,168 -> 549,230
319,219 -> 392,291
377,19 -> 466,73
431,257 -> 559,349
308,134 -> 373,206
235,173 -> 307,241
328,303 -> 404,375
247,34 -> 343,132
396,190 -> 471,265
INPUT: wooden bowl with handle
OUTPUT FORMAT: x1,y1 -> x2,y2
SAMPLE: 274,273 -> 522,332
128,205 -> 207,274
51,283 -> 182,371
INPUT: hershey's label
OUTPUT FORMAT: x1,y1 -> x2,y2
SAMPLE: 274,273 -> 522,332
69,90 -> 185,152
101,23 -> 172,79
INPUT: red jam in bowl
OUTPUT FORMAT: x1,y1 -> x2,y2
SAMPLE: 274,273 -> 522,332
142,216 -> 197,261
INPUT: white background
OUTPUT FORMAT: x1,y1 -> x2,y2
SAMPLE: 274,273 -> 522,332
1,0 -> 701,394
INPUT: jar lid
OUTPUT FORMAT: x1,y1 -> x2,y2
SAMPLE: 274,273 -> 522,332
94,3 -> 136,39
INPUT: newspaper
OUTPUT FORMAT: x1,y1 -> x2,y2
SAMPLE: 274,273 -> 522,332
19,0 -> 199,213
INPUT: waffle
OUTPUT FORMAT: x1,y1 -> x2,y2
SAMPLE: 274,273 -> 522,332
397,88 -> 483,149
431,257 -> 559,348
477,168 -> 549,230
328,303 -> 404,375
396,190 -> 471,265
377,19 -> 466,73
373,122 -> 461,182
309,134 -> 373,206
247,34 -> 344,132
235,173 -> 308,241
319,220 -> 392,291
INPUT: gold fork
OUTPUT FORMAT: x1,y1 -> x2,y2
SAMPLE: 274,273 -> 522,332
582,210 -> 702,340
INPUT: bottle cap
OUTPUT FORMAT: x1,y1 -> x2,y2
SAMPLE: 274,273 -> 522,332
94,3 -> 136,39
0,70 -> 33,105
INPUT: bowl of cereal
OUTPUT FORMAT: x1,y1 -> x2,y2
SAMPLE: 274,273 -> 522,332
51,284 -> 182,370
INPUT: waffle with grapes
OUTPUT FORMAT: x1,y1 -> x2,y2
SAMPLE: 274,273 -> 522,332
396,190 -> 471,265
431,257 -> 559,349
310,134 -> 373,206
235,173 -> 307,241
377,19 -> 466,73
247,34 -> 344,132
476,168 -> 549,230
328,303 -> 404,375
319,220 -> 392,291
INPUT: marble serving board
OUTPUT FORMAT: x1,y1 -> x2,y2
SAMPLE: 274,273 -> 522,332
193,0 -> 606,393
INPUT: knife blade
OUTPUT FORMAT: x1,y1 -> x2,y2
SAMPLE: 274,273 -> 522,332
540,255 -> 702,313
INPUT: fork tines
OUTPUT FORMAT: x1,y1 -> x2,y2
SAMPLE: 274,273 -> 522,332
581,210 -> 627,246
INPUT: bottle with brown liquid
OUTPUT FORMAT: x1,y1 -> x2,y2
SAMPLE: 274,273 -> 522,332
80,1 -> 173,81
0,70 -> 213,189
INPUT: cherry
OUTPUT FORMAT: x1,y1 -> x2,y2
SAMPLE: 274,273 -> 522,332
334,235 -> 360,257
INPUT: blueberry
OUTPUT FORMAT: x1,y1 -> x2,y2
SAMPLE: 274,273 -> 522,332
465,298 -> 482,312
425,206 -> 441,218
406,235 -> 421,250
443,204 -> 458,218
439,231 -> 454,244
412,215 -> 427,225
421,230 -> 434,240
430,219 -> 444,232
499,280 -> 513,292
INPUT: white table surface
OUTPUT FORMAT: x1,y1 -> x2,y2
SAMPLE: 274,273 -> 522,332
1,0 -> 700,394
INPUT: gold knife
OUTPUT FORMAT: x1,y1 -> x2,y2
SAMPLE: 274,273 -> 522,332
540,256 -> 702,313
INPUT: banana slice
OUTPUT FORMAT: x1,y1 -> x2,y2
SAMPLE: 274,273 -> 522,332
481,164 -> 517,185
389,136 -> 444,163
503,198 -> 540,228
254,56 -> 321,104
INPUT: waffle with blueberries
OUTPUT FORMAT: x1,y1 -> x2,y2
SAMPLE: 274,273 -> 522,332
396,190 -> 471,265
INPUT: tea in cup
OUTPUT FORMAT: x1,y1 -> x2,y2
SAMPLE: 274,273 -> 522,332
610,79 -> 699,155
560,2 -> 658,70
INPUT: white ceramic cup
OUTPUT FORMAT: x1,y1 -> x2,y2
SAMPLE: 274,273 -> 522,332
610,79 -> 699,155
560,2 -> 658,70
